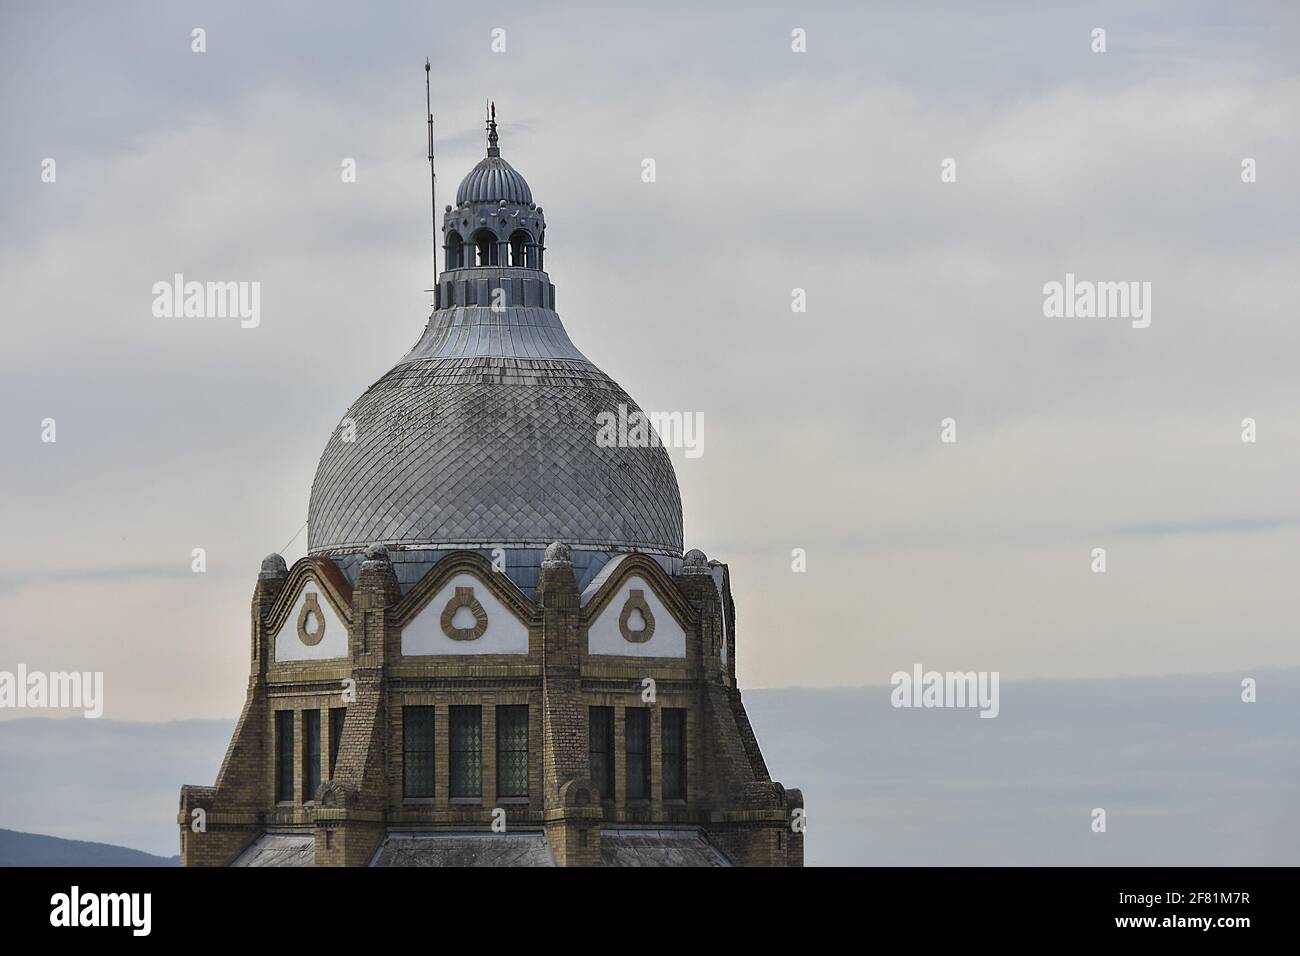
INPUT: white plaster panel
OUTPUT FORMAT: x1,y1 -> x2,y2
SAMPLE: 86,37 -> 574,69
587,574 -> 686,658
401,573 -> 529,656
274,581 -> 349,662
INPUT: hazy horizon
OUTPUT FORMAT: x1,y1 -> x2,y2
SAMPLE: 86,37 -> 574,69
3,670 -> 1297,865
0,662 -> 1288,723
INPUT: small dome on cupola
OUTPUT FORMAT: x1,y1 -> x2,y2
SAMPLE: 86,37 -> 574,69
455,103 -> 533,205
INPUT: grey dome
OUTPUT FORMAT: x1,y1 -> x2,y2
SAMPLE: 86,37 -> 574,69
456,155 -> 532,206
307,306 -> 683,558
310,118 -> 681,562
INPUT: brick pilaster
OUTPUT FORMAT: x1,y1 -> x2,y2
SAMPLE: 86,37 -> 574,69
537,542 -> 602,865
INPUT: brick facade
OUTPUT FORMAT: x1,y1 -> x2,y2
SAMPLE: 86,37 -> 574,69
179,545 -> 802,866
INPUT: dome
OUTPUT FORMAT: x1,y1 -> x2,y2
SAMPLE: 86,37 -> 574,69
307,304 -> 683,558
308,109 -> 682,564
455,155 -> 533,206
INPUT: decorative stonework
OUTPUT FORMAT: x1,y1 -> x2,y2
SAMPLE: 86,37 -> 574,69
682,548 -> 710,574
260,552 -> 288,580
543,540 -> 572,567
440,586 -> 489,640
618,589 -> 655,643
296,592 -> 327,646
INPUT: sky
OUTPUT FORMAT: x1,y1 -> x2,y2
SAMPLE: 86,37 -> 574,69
1,1 -> 1299,721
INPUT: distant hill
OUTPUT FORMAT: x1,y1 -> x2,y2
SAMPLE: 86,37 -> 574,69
0,827 -> 178,867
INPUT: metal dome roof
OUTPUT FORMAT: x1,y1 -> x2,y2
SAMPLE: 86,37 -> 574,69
455,155 -> 533,206
306,305 -> 683,558
308,109 -> 681,560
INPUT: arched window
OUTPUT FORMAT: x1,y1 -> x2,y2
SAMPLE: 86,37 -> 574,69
508,229 -> 535,268
472,229 -> 498,267
445,231 -> 464,269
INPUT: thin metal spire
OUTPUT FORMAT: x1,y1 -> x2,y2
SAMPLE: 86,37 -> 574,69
425,58 -> 437,292
487,100 -> 500,157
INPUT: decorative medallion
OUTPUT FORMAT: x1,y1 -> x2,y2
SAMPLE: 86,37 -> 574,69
618,589 -> 656,643
440,586 -> 489,641
297,592 -> 327,646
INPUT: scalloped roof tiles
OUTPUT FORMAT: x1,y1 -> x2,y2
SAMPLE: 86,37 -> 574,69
455,155 -> 533,205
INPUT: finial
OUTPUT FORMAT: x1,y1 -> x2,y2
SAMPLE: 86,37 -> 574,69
487,100 -> 500,157
424,58 -> 430,72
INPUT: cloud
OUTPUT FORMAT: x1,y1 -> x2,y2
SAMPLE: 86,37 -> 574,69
2,0 -> 1298,715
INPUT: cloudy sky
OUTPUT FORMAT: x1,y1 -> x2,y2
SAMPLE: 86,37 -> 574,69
2,1 -> 1298,721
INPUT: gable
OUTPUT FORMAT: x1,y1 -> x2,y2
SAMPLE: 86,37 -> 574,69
587,574 -> 686,659
401,572 -> 529,656
273,579 -> 350,662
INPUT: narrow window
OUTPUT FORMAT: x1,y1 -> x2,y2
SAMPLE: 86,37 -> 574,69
328,707 -> 346,778
403,706 -> 436,798
302,709 -> 321,803
449,705 -> 482,798
589,706 -> 614,799
496,705 -> 529,798
662,709 -> 687,800
275,710 -> 294,803
473,231 -> 498,267
625,707 -> 651,801
508,229 -> 532,267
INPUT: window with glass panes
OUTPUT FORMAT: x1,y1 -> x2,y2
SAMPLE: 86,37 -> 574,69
625,707 -> 651,800
589,706 -> 614,798
328,707 -> 346,777
449,705 -> 482,798
275,710 -> 294,803
662,708 -> 687,800
495,705 -> 529,798
302,709 -> 321,802
402,706 -> 435,798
